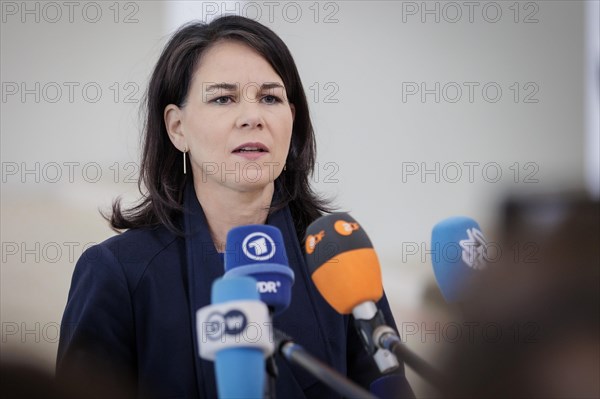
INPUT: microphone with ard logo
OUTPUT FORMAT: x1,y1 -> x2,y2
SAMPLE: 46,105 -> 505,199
223,225 -> 294,398
196,276 -> 273,399
224,225 -> 294,316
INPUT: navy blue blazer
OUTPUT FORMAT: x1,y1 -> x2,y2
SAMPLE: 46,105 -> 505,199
57,183 -> 413,398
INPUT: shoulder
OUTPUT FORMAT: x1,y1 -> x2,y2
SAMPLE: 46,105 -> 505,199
100,225 -> 179,261
74,225 -> 181,293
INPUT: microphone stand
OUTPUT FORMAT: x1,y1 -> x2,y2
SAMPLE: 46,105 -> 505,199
374,326 -> 450,393
274,329 -> 378,399
265,355 -> 278,399
265,309 -> 278,399
353,303 -> 450,392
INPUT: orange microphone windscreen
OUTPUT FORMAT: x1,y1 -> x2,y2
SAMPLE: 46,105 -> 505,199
304,213 -> 383,314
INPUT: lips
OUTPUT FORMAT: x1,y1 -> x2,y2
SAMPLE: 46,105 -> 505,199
232,142 -> 269,153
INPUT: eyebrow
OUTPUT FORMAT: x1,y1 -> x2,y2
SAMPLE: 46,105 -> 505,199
203,82 -> 285,92
261,82 -> 285,91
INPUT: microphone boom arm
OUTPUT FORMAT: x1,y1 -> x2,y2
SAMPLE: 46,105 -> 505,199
274,329 -> 378,399
353,301 -> 449,392
374,327 -> 449,392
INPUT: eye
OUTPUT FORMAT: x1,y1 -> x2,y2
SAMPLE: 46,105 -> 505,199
212,96 -> 233,105
262,95 -> 282,104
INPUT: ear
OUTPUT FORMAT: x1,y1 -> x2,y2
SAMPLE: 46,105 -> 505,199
289,103 -> 296,121
164,104 -> 186,151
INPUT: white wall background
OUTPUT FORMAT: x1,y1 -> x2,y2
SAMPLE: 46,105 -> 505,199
1,1 -> 598,396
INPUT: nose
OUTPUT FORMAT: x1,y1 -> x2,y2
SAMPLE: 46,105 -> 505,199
236,92 -> 264,130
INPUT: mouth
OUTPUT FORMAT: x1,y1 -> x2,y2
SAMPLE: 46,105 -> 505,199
232,142 -> 269,154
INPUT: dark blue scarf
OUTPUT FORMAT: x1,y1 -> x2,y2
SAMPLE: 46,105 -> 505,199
182,181 -> 347,398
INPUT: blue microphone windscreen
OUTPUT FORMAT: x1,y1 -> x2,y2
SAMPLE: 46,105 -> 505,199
210,277 -> 265,399
216,348 -> 265,399
370,373 -> 415,399
225,225 -> 289,270
224,225 -> 294,315
431,216 -> 488,303
212,275 -> 259,304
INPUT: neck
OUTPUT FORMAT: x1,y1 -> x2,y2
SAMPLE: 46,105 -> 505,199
194,180 -> 275,253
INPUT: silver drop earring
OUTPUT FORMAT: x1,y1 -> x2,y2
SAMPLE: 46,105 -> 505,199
183,147 -> 188,174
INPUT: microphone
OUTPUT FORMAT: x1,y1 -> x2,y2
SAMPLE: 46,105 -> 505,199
304,212 -> 398,373
370,373 -> 416,399
223,225 -> 295,397
224,225 -> 380,398
196,276 -> 273,399
304,212 -> 448,390
431,216 -> 490,304
224,225 -> 294,316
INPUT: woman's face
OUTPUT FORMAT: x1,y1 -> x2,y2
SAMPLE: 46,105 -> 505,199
166,40 -> 294,193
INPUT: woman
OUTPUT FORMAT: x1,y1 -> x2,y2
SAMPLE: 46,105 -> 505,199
57,15 -> 411,398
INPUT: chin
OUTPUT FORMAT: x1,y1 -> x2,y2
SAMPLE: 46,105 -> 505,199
239,161 -> 283,184
230,179 -> 275,194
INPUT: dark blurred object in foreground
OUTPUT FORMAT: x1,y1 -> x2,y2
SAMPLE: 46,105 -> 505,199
440,193 -> 599,398
1,360 -> 134,399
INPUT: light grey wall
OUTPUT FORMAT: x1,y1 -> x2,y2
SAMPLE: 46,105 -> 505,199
585,0 -> 600,198
1,1 -> 593,394
1,0 -> 167,369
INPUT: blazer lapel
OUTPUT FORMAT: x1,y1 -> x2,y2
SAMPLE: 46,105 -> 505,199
183,182 -> 223,398
268,205 -> 341,389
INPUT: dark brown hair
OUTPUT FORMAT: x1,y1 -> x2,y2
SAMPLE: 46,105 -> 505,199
106,15 -> 331,238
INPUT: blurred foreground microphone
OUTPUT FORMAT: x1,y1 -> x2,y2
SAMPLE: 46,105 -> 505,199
431,216 -> 490,304
370,373 -> 416,399
224,225 -> 294,316
304,212 -> 398,373
305,213 -> 448,390
196,276 -> 273,399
